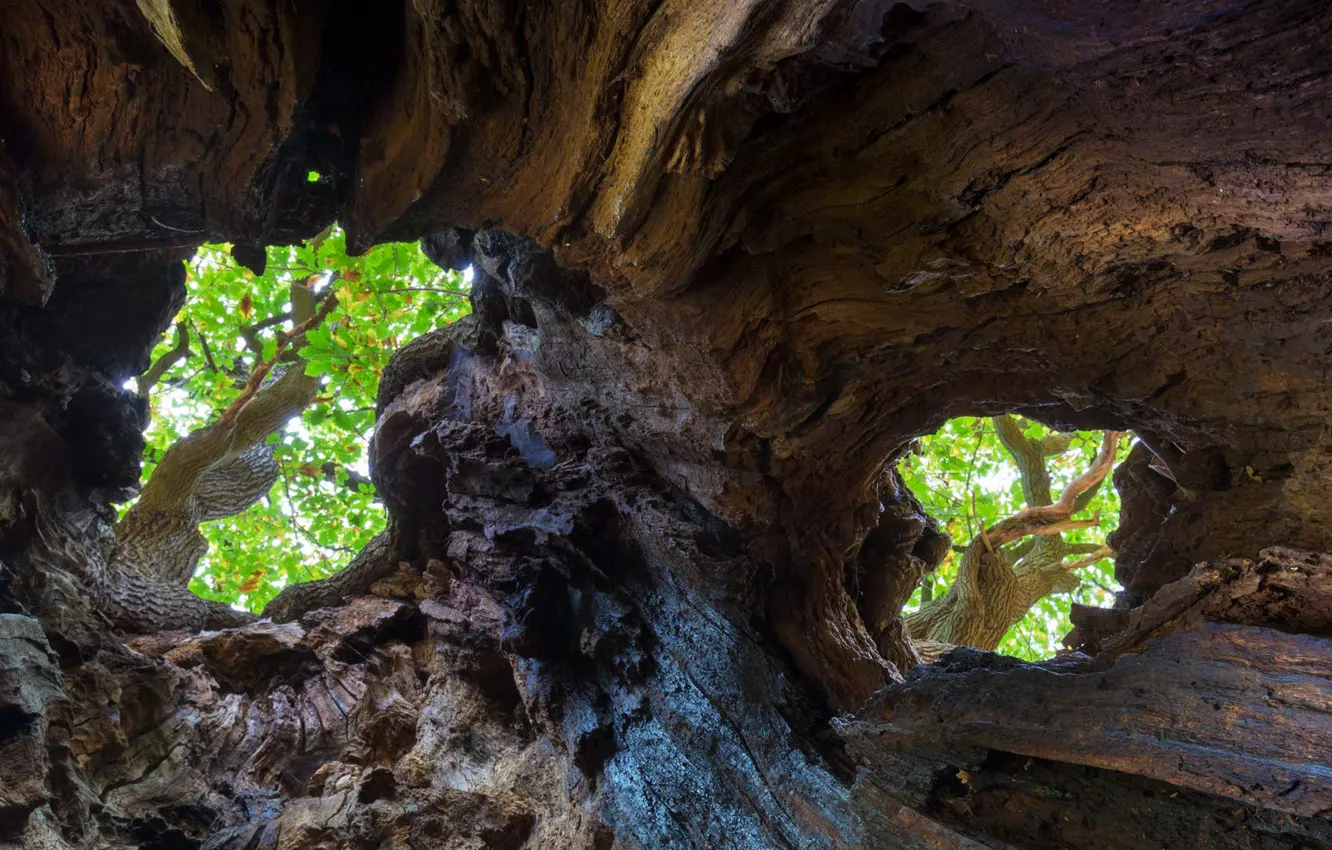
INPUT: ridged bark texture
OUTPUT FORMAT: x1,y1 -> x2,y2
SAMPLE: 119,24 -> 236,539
1,1 -> 1331,848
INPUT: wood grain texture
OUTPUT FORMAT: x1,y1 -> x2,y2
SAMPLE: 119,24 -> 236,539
1,1 -> 1331,847
845,624 -> 1332,817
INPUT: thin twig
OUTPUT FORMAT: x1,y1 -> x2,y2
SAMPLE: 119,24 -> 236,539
1059,545 -> 1114,572
974,490 -> 994,553
217,295 -> 339,428
193,322 -> 221,374
375,287 -> 471,298
241,310 -> 294,336
320,461 -> 373,493
959,422 -> 986,541
238,310 -> 294,364
277,457 -> 335,580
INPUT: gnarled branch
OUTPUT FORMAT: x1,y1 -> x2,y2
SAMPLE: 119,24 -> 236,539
136,321 -> 191,394
904,427 -> 1125,653
109,284 -> 341,613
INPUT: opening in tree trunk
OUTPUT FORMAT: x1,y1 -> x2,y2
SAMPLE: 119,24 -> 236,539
1,1 -> 1330,848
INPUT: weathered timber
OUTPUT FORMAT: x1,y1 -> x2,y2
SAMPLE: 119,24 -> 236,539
1,1 -> 1331,848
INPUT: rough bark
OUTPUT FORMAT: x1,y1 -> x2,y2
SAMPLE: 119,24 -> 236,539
843,548 -> 1332,845
850,469 -> 952,672
105,278 -> 334,632
2,1 -> 1332,848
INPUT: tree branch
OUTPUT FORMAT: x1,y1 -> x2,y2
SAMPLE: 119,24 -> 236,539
193,322 -> 221,374
238,310 -> 293,362
993,414 -> 1056,507
217,293 -> 338,432
375,287 -> 470,298
1066,541 -> 1110,555
983,431 -> 1125,550
1022,512 -> 1102,539
1040,432 -> 1075,457
136,321 -> 191,394
905,430 -> 1126,652
1059,545 -> 1114,572
113,287 -> 340,585
318,461 -> 373,492
262,528 -> 396,622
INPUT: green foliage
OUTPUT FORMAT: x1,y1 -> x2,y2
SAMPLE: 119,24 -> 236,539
133,233 -> 1124,652
898,417 -> 1132,661
129,227 -> 470,612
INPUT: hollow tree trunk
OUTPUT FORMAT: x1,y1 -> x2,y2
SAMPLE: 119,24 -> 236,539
2,1 -> 1331,849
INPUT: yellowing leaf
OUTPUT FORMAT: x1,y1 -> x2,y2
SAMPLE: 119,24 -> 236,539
237,569 -> 266,593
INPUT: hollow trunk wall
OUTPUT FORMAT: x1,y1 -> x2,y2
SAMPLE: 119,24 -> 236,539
2,1 -> 1331,848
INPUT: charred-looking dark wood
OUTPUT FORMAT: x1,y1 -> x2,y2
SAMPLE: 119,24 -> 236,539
2,0 -> 1332,848
0,144 -> 51,306
843,552 -> 1332,845
849,469 -> 951,672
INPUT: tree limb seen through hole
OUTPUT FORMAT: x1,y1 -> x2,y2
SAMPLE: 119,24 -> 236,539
904,420 -> 1125,653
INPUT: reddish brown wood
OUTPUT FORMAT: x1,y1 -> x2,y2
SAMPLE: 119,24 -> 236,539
1,1 -> 1331,847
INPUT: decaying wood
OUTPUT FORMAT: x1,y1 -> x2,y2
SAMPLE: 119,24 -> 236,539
0,144 -> 50,306
840,552 -> 1332,846
1069,545 -> 1332,657
846,624 -> 1332,818
2,0 -> 1331,848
